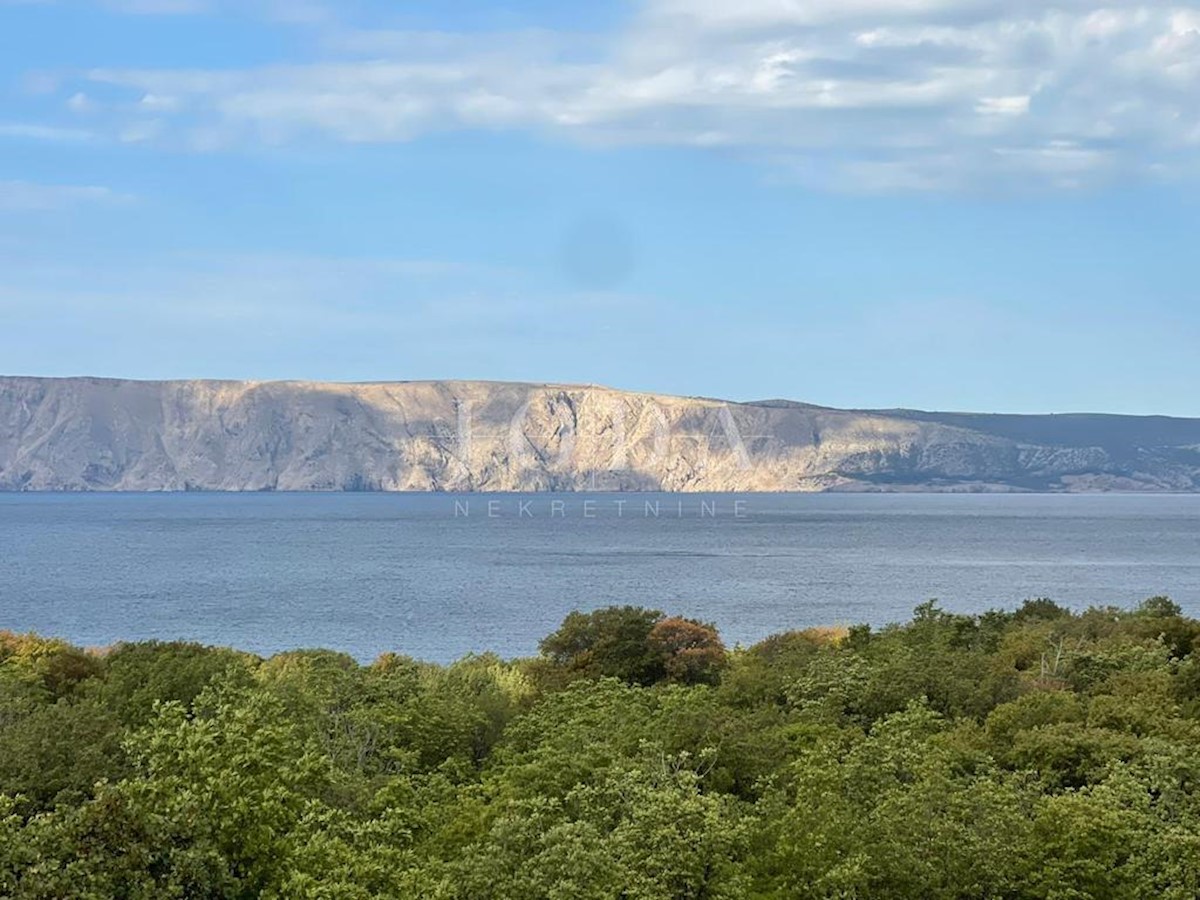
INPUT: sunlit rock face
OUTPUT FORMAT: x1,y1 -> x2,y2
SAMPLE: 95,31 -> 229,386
1,377 -> 1198,492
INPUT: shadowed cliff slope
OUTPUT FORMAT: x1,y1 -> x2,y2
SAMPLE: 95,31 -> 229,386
1,377 -> 1197,491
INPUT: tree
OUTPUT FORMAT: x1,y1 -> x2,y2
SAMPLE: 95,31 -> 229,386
648,617 -> 727,685
539,607 -> 666,685
7,598 -> 1200,897
99,640 -> 255,727
1139,596 -> 1183,618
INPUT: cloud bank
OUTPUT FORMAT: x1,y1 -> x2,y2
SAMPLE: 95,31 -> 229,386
26,1 -> 1200,189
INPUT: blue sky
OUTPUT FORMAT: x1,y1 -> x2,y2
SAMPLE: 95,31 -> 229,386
1,0 -> 1198,414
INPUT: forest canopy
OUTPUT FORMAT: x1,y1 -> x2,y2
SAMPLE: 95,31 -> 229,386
4,597 -> 1200,898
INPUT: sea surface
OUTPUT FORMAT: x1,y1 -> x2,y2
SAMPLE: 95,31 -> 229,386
1,492 -> 1198,663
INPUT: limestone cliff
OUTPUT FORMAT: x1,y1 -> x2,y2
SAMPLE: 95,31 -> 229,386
1,377 -> 1197,492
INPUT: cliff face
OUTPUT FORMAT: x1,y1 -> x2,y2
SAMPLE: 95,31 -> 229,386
1,377 -> 1198,492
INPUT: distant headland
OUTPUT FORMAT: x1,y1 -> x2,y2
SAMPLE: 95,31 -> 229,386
2,376 -> 1198,492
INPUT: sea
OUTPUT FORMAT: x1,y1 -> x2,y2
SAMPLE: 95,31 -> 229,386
1,492 -> 1198,663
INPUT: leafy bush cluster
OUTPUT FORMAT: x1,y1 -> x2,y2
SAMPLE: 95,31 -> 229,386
4,597 -> 1200,898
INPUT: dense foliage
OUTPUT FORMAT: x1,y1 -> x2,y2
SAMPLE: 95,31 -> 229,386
4,598 -> 1200,898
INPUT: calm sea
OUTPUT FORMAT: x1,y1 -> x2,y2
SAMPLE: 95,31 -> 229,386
1,492 -> 1198,662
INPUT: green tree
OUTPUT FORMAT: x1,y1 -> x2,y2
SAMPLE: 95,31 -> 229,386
539,607 -> 666,685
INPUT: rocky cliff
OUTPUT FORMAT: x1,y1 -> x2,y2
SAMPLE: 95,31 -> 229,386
1,377 -> 1198,492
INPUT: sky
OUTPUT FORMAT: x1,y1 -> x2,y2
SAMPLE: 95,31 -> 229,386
1,0 -> 1198,415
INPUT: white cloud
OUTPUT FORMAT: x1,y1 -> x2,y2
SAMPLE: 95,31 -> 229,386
645,0 -> 993,29
0,0 -> 210,11
0,181 -> 133,211
101,0 -> 207,13
138,92 -> 181,111
10,0 -> 335,20
975,95 -> 1030,117
31,1 -> 1200,190
0,122 -> 96,142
